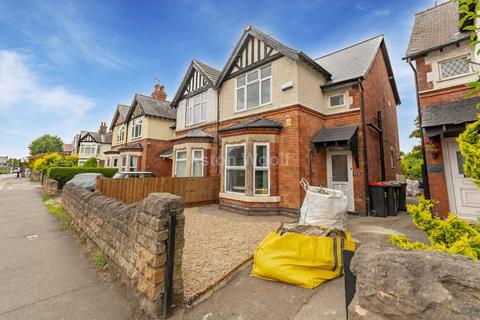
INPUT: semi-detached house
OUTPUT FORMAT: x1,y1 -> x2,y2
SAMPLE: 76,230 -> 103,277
171,26 -> 401,215
405,1 -> 480,220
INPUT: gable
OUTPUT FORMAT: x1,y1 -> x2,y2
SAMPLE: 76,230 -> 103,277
229,34 -> 281,77
130,101 -> 143,119
183,66 -> 210,97
79,133 -> 96,143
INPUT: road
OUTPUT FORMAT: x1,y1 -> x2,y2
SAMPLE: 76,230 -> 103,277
0,176 -> 135,320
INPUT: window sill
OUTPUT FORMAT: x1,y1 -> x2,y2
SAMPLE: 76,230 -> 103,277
234,102 -> 272,114
185,120 -> 207,128
219,192 -> 280,203
437,72 -> 476,83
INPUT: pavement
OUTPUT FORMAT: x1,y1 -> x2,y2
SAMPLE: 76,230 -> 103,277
175,204 -> 427,320
0,175 -> 135,320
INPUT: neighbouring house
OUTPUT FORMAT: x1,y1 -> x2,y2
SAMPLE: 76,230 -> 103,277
77,122 -> 112,166
405,1 -> 480,220
172,26 -> 401,215
107,84 -> 176,176
104,104 -> 130,169
62,144 -> 73,156
170,59 -> 221,177
0,156 -> 7,168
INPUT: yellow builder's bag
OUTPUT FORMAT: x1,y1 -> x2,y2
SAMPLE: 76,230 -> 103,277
251,231 -> 356,288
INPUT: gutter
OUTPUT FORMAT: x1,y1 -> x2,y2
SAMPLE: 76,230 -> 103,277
358,80 -> 370,216
408,60 -> 431,199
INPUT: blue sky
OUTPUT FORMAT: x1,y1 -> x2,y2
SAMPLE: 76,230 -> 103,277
0,0 -> 437,158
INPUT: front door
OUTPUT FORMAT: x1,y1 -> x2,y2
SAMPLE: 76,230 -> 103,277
444,138 -> 480,220
327,150 -> 355,211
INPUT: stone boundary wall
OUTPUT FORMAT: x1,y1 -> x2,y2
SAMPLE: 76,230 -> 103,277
62,184 -> 185,318
349,242 -> 480,320
43,178 -> 58,196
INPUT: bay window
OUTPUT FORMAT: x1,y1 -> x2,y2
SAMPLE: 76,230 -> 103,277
191,149 -> 204,177
132,118 -> 142,138
186,92 -> 207,126
121,156 -> 127,171
236,65 -> 271,111
225,144 -> 246,193
254,143 -> 270,195
176,151 -> 187,177
113,158 -> 119,168
129,156 -> 137,172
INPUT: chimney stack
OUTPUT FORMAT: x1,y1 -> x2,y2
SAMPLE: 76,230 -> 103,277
98,122 -> 107,135
151,83 -> 167,101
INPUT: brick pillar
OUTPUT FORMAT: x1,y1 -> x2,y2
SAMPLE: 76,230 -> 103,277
135,193 -> 185,317
424,138 -> 450,217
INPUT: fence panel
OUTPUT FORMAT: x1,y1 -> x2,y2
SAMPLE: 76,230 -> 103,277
96,176 -> 220,205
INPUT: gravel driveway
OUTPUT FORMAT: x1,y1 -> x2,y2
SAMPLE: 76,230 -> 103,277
182,205 -> 294,301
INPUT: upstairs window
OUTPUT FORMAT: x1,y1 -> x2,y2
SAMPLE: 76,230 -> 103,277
132,118 -> 142,138
328,93 -> 345,108
117,126 -> 124,142
236,65 -> 271,111
439,56 -> 470,80
186,92 -> 207,126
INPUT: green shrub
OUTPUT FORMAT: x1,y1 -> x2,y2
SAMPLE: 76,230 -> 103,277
0,169 -> 10,174
388,197 -> 480,260
83,157 -> 98,168
47,167 -> 117,188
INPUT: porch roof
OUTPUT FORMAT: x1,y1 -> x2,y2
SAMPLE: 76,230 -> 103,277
218,117 -> 283,133
422,97 -> 480,128
312,125 -> 358,144
159,147 -> 173,159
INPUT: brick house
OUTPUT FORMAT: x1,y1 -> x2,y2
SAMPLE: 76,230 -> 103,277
105,85 -> 177,177
77,122 -> 112,167
405,1 -> 480,220
171,26 -> 401,215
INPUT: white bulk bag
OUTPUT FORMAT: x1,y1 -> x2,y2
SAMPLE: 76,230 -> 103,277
298,178 -> 348,229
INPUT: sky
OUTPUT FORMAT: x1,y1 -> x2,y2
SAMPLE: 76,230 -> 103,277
0,0 -> 438,158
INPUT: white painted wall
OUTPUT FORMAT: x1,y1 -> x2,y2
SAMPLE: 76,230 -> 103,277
175,87 -> 218,132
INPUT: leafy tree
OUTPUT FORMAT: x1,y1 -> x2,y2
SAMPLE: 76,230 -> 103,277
456,0 -> 480,187
83,157 -> 98,168
401,145 -> 423,180
28,134 -> 63,155
409,116 -> 421,139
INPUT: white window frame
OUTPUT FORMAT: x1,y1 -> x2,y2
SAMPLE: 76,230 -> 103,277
328,92 -> 346,108
224,143 -> 246,194
186,92 -> 208,126
117,126 -> 124,142
106,157 -> 111,167
253,143 -> 270,196
175,150 -> 188,177
121,156 -> 127,172
129,155 -> 138,172
438,55 -> 472,80
191,149 -> 204,177
235,65 -> 272,112
131,118 -> 142,139
113,157 -> 119,168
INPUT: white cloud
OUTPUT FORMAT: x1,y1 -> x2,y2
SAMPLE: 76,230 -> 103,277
0,50 -> 94,117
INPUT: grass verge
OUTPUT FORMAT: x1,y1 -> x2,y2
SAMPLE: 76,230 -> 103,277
41,193 -> 72,230
93,249 -> 108,269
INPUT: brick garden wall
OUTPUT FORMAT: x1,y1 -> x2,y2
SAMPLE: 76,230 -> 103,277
62,185 -> 184,318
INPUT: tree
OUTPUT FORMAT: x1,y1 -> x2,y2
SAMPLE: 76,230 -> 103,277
28,134 -> 63,155
457,0 -> 480,187
83,157 -> 98,168
401,145 -> 423,180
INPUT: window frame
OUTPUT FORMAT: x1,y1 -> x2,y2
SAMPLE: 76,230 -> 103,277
175,150 -> 188,177
131,118 -> 143,139
191,149 -> 204,177
185,92 -> 208,126
113,158 -> 119,168
117,126 -> 124,142
253,143 -> 270,196
129,155 -> 138,172
327,92 -> 346,108
121,156 -> 127,172
438,55 -> 472,80
235,65 -> 272,112
224,143 -> 247,194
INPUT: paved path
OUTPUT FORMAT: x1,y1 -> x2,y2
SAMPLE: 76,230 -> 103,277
0,176 -> 135,320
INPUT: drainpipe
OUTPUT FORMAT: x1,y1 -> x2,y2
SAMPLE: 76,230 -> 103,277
359,80 -> 370,216
215,89 -> 220,176
408,60 -> 431,199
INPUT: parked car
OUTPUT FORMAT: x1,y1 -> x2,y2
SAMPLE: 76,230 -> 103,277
112,171 -> 155,179
65,173 -> 104,191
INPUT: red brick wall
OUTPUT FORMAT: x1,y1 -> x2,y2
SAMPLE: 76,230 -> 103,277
362,49 -> 401,182
419,85 -> 470,107
415,56 -> 433,91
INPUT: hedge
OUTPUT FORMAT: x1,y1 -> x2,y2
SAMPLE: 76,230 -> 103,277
47,167 -> 118,188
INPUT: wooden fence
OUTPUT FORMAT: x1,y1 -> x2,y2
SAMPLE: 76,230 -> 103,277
96,176 -> 221,205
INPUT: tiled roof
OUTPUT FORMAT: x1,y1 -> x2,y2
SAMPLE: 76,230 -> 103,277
134,94 -> 176,120
219,117 -> 283,132
315,35 -> 383,85
80,131 -> 112,144
109,104 -> 130,130
312,125 -> 358,143
159,147 -> 173,158
193,59 -> 221,84
421,97 -> 480,127
405,1 -> 470,59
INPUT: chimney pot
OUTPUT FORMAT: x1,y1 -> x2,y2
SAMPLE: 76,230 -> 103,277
151,83 -> 167,101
